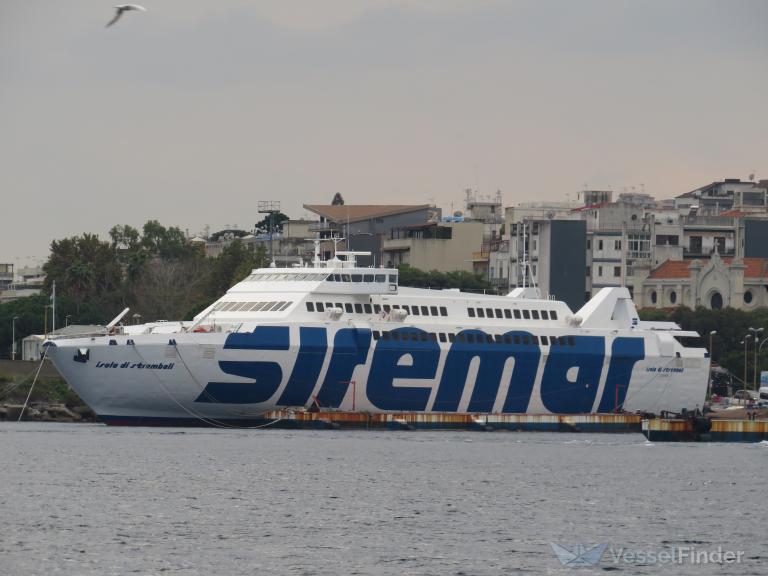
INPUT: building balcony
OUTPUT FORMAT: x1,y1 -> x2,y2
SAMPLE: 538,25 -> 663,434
683,248 -> 735,258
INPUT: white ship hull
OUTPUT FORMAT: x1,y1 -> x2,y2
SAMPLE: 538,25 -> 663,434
46,324 -> 708,426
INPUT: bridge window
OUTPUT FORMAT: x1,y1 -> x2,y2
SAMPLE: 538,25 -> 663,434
306,302 -> 315,312
364,274 -> 374,282
541,310 -> 549,320
354,304 -> 363,313
485,308 -> 493,318
514,309 -> 521,319
364,304 -> 372,314
421,306 -> 429,315
494,309 -> 502,318
541,336 -> 548,345
532,335 -> 539,345
439,333 -> 447,343
532,310 -> 540,320
315,303 -> 325,312
373,304 -> 381,313
550,311 -> 558,320
345,303 -> 353,313
389,275 -> 398,283
375,274 -> 386,282
522,310 -> 531,320
468,308 -> 476,317
351,274 -> 362,282
383,305 -> 391,312
278,301 -> 291,311
448,333 -> 456,343
477,308 -> 485,318
430,306 -> 438,316
411,306 -> 420,315
440,306 -> 448,316
504,309 -> 512,319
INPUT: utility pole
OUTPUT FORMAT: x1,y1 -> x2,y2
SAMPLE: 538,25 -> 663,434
258,200 -> 281,266
12,316 -> 19,361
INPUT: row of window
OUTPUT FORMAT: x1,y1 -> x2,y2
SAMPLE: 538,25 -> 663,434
214,301 -> 292,312
467,307 -> 558,321
307,302 -> 449,316
245,272 -> 398,283
371,329 -> 576,347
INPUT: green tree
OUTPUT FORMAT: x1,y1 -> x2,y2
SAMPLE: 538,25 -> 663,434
254,212 -> 289,235
396,264 -> 493,292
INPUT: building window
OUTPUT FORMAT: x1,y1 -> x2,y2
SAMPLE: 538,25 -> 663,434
651,290 -> 657,304
711,292 -> 723,310
614,240 -> 621,250
586,266 -> 590,277
670,290 -> 677,304
587,239 -> 591,250
598,240 -> 604,251
613,266 -> 621,277
744,290 -> 753,304
689,236 -> 703,254
598,266 -> 603,277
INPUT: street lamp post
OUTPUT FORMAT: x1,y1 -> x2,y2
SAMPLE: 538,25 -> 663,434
11,315 -> 19,361
706,330 -> 716,400
749,327 -> 764,392
741,336 -> 750,400
757,336 -> 768,392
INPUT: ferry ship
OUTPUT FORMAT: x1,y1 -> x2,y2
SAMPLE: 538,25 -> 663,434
44,247 -> 709,426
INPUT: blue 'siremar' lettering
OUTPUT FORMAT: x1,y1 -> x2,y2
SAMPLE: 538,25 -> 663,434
198,327 -> 645,413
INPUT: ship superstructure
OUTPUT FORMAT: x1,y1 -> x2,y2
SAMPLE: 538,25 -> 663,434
44,249 -> 709,426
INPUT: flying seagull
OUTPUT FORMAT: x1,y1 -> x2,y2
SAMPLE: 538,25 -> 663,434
106,4 -> 147,28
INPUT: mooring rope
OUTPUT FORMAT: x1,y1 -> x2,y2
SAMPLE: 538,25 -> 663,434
17,347 -> 48,422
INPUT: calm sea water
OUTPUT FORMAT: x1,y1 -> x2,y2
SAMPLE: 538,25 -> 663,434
0,423 -> 766,576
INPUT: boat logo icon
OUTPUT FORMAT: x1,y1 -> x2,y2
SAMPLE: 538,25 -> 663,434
549,543 -> 608,567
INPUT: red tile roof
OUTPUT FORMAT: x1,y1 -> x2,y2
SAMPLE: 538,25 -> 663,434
648,258 -> 768,279
648,260 -> 693,279
570,202 -> 608,212
717,210 -> 751,217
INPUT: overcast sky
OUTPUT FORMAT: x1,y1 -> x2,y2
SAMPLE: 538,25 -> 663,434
1,0 -> 767,266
